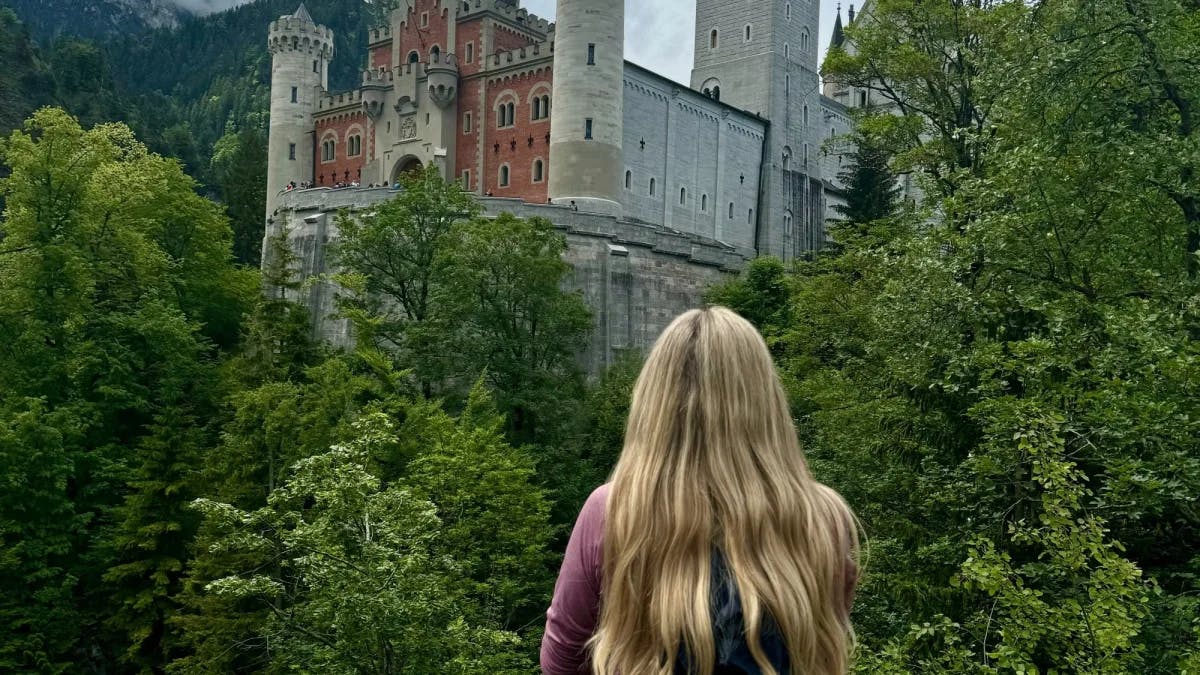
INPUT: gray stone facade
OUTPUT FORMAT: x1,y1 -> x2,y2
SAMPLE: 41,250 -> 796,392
270,186 -> 746,374
620,63 -> 766,255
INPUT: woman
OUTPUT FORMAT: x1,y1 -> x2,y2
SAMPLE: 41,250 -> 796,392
541,307 -> 860,675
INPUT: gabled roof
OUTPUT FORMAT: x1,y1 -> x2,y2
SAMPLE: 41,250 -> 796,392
292,3 -> 313,23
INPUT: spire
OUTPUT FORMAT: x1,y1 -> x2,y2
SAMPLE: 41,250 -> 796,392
292,3 -> 313,23
831,4 -> 845,48
849,3 -> 856,24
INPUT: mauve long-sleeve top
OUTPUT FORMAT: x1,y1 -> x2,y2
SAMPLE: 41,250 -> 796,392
540,484 -> 859,675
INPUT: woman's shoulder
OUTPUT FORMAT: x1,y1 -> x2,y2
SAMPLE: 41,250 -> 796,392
579,483 -> 611,528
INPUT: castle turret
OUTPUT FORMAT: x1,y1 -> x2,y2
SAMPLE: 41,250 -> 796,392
547,0 -> 624,215
266,4 -> 334,220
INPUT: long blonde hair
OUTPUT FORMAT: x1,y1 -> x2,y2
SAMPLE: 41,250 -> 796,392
591,306 -> 859,675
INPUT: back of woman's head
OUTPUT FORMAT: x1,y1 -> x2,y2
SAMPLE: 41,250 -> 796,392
593,306 -> 858,675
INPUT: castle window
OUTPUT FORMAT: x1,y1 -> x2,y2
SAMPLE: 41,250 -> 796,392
783,146 -> 792,171
465,42 -> 474,63
531,94 -> 550,120
710,28 -> 718,50
533,159 -> 544,183
786,75 -> 790,95
497,101 -> 516,128
748,208 -> 754,224
784,212 -> 793,236
430,45 -> 441,62
462,169 -> 471,188
584,118 -> 593,140
499,164 -> 510,187
701,194 -> 708,211
421,11 -> 429,27
408,51 -> 420,65
649,178 -> 656,196
803,105 -> 809,126
313,60 -> 318,73
587,43 -> 595,65
804,144 -> 809,166
712,86 -> 720,101
859,90 -> 868,107
801,29 -> 809,53
744,24 -> 752,42
289,143 -> 296,161
680,187 -> 687,205
351,135 -> 362,157
786,2 -> 791,20
291,87 -> 298,103
625,170 -> 632,189
784,43 -> 789,59
729,202 -> 734,218
533,97 -> 543,120
464,112 -> 472,133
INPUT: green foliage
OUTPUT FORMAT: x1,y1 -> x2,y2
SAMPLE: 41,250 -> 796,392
833,131 -> 902,232
213,128 -> 268,266
334,167 -> 591,444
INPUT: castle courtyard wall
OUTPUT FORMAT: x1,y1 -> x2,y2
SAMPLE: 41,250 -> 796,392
269,187 -> 746,375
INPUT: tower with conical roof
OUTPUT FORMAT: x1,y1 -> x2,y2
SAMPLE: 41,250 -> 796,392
265,4 -> 334,221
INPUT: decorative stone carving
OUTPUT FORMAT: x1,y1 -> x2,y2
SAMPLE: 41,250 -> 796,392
399,116 -> 417,140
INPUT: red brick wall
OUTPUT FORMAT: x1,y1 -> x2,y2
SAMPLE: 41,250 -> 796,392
396,0 -> 451,65
456,75 -> 483,192
370,44 -> 392,70
481,68 -> 553,202
491,22 -> 535,54
314,112 -> 369,186
455,19 -> 484,77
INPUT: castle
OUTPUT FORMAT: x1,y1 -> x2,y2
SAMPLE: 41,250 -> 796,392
265,0 -> 870,372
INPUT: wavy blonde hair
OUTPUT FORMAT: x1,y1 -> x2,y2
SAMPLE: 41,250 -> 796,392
591,306 -> 859,675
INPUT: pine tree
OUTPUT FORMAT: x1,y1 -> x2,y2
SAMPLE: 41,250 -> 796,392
833,133 -> 900,228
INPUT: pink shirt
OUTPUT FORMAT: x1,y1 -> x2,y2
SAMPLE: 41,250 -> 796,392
541,484 -> 609,675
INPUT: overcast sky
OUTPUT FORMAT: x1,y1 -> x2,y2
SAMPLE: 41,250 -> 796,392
175,0 -> 847,83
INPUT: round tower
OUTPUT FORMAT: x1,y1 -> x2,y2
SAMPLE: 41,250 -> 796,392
266,4 -> 334,220
547,0 -> 624,215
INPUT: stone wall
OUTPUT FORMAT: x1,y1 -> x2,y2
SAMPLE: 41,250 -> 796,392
268,187 -> 748,375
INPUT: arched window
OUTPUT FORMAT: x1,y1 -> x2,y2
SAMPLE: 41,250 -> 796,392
729,202 -> 735,219
680,187 -> 687,205
465,42 -> 474,63
499,164 -> 510,187
408,51 -> 420,65
786,2 -> 791,20
744,24 -> 751,42
625,170 -> 632,189
497,100 -> 516,128
541,95 -> 550,117
803,105 -> 809,126
784,211 -> 794,236
784,43 -> 789,59
804,144 -> 809,166
712,85 -> 720,101
783,146 -> 792,171
801,30 -> 809,53
701,194 -> 708,211
430,45 -> 441,62
532,93 -> 550,121
532,159 -> 544,183
507,102 -> 515,125
710,28 -> 718,50
748,208 -> 754,224
533,98 -> 542,120
649,177 -> 656,196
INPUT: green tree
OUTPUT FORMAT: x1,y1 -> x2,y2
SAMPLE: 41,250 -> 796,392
833,132 -> 901,231
188,411 -> 537,674
213,128 -> 268,266
0,108 -> 250,670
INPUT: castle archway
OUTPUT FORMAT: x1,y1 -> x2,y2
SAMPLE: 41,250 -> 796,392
390,155 -> 424,184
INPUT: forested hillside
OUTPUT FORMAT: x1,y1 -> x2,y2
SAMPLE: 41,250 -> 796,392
0,0 -> 183,43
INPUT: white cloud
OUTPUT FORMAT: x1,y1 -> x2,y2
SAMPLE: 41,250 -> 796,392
167,0 -> 251,14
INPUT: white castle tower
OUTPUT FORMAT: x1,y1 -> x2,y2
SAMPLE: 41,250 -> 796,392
692,0 -> 825,258
266,4 -> 334,220
547,0 -> 624,215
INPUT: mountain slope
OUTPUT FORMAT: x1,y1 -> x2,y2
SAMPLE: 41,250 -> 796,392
0,0 -> 185,43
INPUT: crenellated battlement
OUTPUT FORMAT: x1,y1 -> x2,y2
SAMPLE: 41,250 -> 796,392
459,0 -> 553,35
487,40 -> 554,70
368,25 -> 392,46
268,17 -> 334,57
317,89 -> 363,113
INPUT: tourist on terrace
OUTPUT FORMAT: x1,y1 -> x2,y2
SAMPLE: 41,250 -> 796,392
542,307 -> 861,675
